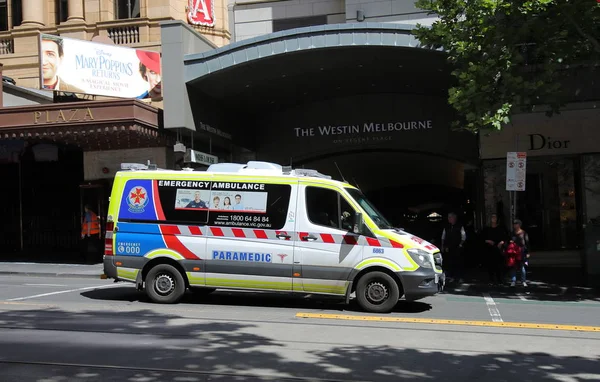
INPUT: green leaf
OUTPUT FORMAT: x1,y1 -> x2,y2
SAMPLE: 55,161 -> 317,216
414,0 -> 599,132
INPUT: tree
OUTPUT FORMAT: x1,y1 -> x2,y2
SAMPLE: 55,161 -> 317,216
413,0 -> 600,132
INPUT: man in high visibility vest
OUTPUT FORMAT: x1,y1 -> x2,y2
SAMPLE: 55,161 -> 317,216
81,204 -> 100,239
81,204 -> 101,263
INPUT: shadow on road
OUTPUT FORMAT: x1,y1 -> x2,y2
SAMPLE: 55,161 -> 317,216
0,307 -> 598,381
80,286 -> 433,314
442,266 -> 600,303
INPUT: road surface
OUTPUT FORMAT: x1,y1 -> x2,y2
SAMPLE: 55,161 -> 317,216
1,275 -> 599,381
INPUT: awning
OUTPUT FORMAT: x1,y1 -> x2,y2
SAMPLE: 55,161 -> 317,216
0,99 -> 173,150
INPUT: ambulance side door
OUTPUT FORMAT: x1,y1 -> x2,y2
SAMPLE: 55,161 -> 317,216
295,183 -> 363,296
204,181 -> 297,292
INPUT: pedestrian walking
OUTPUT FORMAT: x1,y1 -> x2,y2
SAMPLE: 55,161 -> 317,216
506,219 -> 530,287
441,212 -> 466,283
481,213 -> 507,285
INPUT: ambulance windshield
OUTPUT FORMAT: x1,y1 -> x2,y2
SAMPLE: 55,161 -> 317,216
346,188 -> 393,230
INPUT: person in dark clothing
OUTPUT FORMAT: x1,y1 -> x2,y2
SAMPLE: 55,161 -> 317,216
441,212 -> 466,283
482,213 -> 508,285
186,191 -> 207,209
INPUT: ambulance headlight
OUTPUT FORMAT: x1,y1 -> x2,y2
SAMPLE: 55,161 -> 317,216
406,249 -> 433,268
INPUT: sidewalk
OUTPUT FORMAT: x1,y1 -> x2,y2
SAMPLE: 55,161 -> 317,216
442,266 -> 600,302
0,262 -> 104,279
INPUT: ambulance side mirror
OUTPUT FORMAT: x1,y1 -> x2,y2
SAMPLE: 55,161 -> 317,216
353,213 -> 363,234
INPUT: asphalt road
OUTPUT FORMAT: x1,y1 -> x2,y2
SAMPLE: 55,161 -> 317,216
1,275 -> 599,382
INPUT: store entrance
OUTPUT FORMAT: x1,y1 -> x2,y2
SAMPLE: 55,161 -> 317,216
515,156 -> 582,251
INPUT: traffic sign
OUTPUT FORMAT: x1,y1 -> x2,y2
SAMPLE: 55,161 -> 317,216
506,152 -> 527,191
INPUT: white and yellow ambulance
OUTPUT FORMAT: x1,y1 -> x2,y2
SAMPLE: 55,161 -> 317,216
103,161 -> 444,313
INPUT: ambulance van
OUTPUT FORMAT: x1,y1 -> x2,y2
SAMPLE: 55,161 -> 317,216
103,161 -> 444,313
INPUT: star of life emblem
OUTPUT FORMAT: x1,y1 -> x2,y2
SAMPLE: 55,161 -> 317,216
187,0 -> 215,27
127,186 -> 149,213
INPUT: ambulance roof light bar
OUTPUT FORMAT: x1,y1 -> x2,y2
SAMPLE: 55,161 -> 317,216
207,163 -> 246,173
121,163 -> 148,171
292,169 -> 332,180
121,161 -> 160,171
207,161 -> 332,179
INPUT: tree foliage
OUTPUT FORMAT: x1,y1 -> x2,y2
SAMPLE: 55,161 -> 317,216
414,0 -> 600,132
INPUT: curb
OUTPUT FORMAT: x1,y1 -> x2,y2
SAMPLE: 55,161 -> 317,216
0,271 -> 104,279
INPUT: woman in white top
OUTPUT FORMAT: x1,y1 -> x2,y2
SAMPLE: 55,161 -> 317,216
222,196 -> 233,210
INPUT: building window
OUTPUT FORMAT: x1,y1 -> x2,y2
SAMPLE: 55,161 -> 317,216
0,0 -> 8,31
115,0 -> 140,19
272,15 -> 328,33
10,0 -> 22,27
56,0 -> 68,24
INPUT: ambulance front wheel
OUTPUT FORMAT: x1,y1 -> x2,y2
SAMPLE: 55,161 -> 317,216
145,264 -> 186,304
355,271 -> 401,313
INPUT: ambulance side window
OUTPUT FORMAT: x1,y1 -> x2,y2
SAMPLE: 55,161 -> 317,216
339,197 -> 356,231
206,183 -> 291,230
157,184 -> 209,224
305,187 -> 356,231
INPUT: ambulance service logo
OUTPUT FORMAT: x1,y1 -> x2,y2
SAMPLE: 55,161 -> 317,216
127,186 -> 149,213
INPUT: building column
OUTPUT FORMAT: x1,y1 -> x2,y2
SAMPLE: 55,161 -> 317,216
21,0 -> 45,26
67,0 -> 85,22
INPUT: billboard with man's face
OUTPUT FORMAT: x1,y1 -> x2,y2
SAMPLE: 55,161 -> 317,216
39,34 -> 162,99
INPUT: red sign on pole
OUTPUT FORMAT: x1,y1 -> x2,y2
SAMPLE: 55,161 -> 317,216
187,0 -> 215,27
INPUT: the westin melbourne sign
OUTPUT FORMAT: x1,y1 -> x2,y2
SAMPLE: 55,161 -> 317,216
294,120 -> 433,137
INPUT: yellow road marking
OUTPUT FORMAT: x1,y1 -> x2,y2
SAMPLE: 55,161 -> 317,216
295,313 -> 600,333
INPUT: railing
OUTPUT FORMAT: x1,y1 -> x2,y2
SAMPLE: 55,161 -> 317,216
0,38 -> 14,55
107,26 -> 140,44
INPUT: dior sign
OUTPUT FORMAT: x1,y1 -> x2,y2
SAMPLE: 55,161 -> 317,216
528,134 -> 571,151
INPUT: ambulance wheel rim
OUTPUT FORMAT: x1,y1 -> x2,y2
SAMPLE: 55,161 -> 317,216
155,274 -> 175,295
366,281 -> 388,304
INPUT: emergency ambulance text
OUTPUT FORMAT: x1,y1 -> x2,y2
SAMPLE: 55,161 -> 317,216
159,180 -> 210,189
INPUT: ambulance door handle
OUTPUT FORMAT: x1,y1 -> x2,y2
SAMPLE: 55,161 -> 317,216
301,234 -> 317,241
276,233 -> 291,240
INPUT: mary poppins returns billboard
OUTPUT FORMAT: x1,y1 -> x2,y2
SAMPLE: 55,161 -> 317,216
38,34 -> 162,100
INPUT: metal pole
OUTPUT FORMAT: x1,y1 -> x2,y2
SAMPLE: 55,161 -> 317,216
18,157 -> 24,251
512,132 -> 519,224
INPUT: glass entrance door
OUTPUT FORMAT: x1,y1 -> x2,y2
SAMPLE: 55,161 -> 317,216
516,157 -> 580,251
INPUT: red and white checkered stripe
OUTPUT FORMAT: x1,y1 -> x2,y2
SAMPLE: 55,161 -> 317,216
157,224 -> 404,248
296,232 -> 404,247
158,224 -> 293,241
410,235 -> 438,251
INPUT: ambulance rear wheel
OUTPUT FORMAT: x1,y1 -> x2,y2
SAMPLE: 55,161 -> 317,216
355,271 -> 400,313
145,264 -> 185,304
